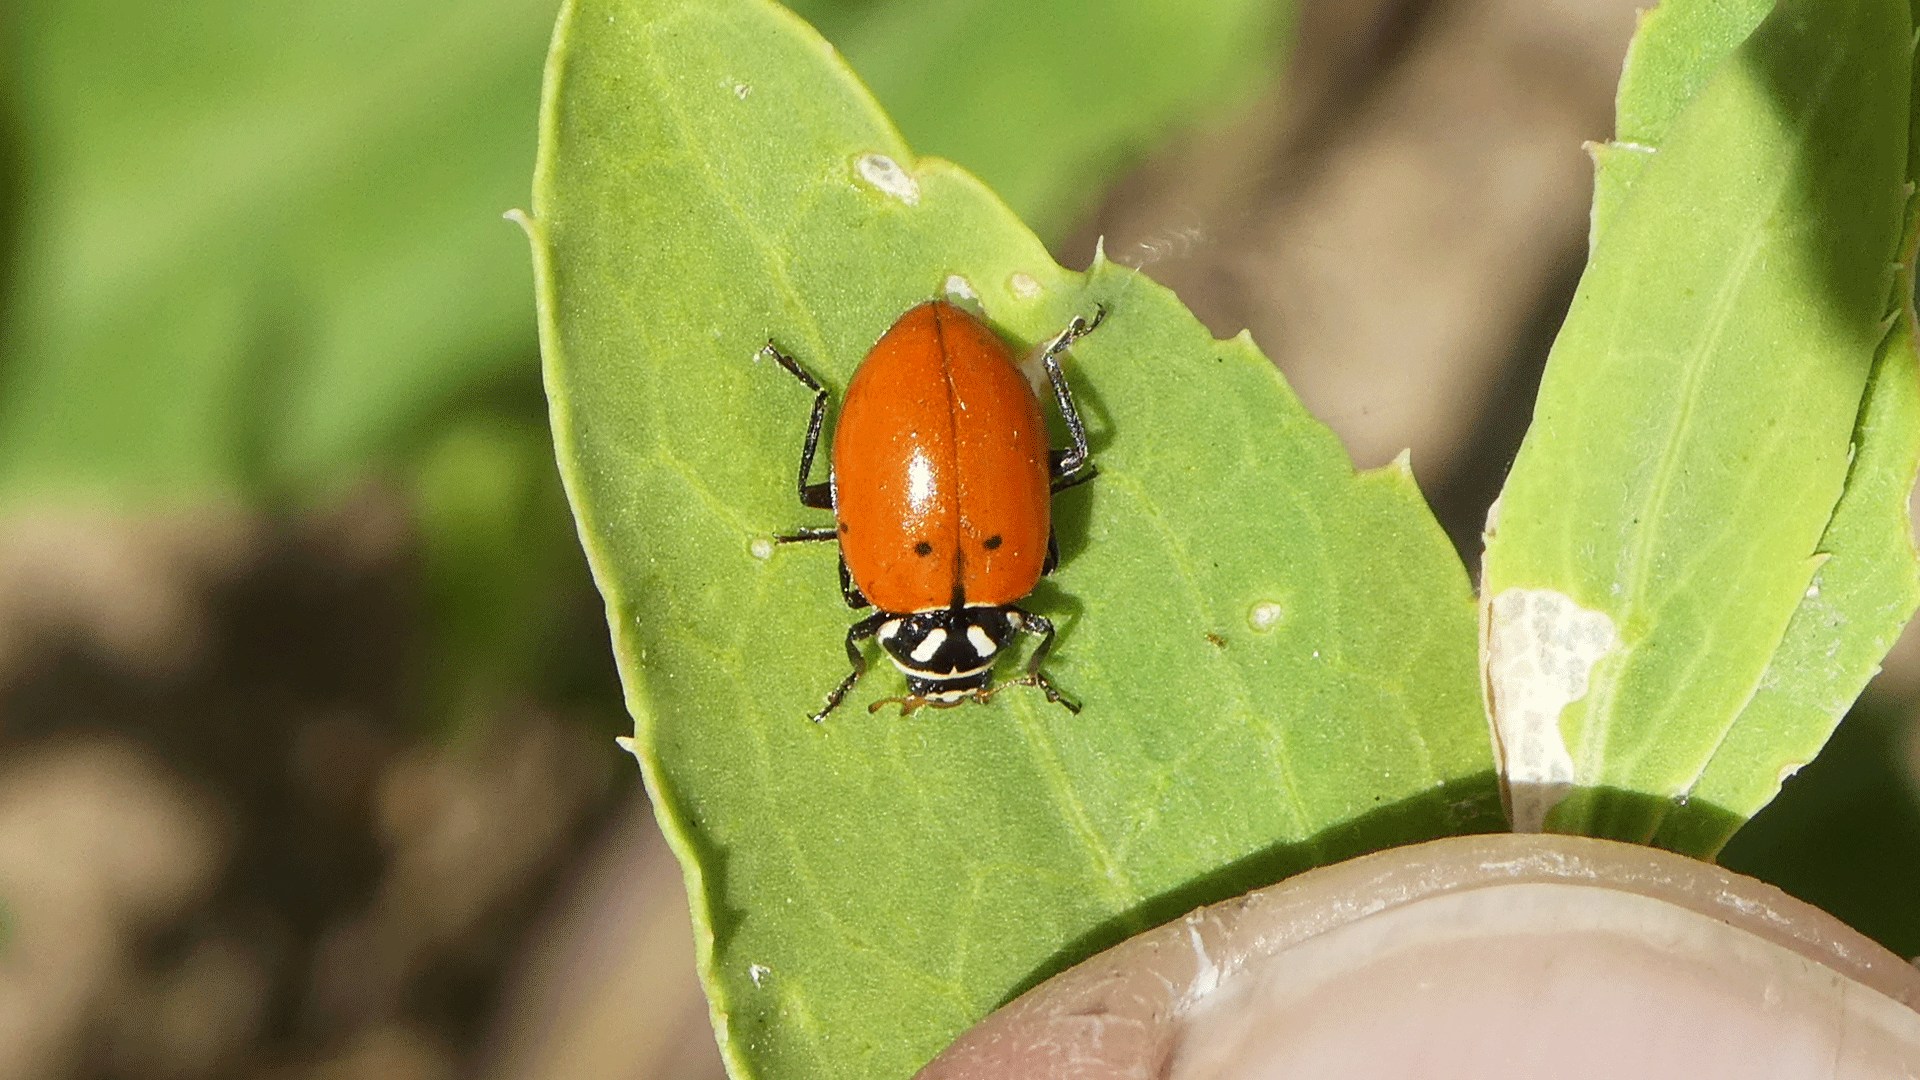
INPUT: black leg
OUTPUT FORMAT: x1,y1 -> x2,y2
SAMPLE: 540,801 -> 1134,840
1042,528 -> 1058,576
761,341 -> 834,510
777,526 -> 839,543
838,554 -> 869,609
1041,305 -> 1103,485
812,611 -> 889,722
1049,460 -> 1097,495
991,608 -> 1080,714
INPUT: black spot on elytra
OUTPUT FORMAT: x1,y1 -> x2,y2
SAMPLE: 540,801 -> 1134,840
983,535 -> 1003,550
838,522 -> 848,534
914,541 -> 933,556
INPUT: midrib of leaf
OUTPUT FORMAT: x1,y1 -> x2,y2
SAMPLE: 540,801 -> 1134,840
1581,49 -> 1843,779
1011,711 -> 1142,907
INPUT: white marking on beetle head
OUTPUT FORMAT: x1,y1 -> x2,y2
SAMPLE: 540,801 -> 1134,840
879,618 -> 903,641
1248,601 -> 1283,631
966,625 -> 997,656
1483,588 -> 1616,831
749,538 -> 775,561
883,656 -> 988,679
1008,272 -> 1042,299
1006,610 -> 1024,631
910,628 -> 948,664
944,275 -> 978,301
855,154 -> 919,205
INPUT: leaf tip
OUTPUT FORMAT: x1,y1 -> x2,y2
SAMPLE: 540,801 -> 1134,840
504,207 -> 541,242
1357,448 -> 1419,491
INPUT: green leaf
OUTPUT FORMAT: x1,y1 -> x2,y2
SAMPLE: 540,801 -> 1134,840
1587,0 -> 1774,249
0,0 -> 553,505
784,0 -> 1294,238
1480,0 -> 1916,848
526,1 -> 1492,1078
1659,11 -> 1920,857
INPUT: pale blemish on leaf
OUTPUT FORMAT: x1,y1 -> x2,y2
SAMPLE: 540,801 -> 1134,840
854,153 -> 919,205
943,274 -> 978,301
1483,588 -> 1616,831
1008,271 -> 1043,299
1247,602 -> 1283,632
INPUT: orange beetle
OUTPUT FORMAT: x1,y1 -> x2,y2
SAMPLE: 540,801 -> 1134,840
763,299 -> 1103,720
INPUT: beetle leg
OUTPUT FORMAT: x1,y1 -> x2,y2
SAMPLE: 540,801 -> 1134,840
987,609 -> 1081,714
776,526 -> 839,543
812,611 -> 889,722
1049,459 -> 1098,495
838,554 -> 869,609
1041,305 -> 1104,484
761,341 -> 835,510
1042,528 -> 1058,576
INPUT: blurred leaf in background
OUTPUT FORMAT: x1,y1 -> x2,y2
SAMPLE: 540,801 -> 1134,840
0,0 -> 558,506
786,0 -> 1294,239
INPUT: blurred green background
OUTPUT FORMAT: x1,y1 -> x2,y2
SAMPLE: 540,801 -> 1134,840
0,0 -> 1914,1078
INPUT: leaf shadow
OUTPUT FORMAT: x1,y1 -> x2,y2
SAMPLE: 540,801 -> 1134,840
1734,0 -> 1910,354
993,769 -> 1508,1010
1044,350 -> 1114,570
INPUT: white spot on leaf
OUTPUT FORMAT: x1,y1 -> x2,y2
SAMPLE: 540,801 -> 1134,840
944,275 -> 977,301
1008,272 -> 1042,299
750,538 -> 774,561
855,153 -> 919,205
1248,602 -> 1283,631
733,83 -> 752,99
749,963 -> 769,986
1484,588 -> 1615,831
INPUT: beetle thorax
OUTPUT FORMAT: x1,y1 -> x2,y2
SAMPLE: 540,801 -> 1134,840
876,606 -> 1023,698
